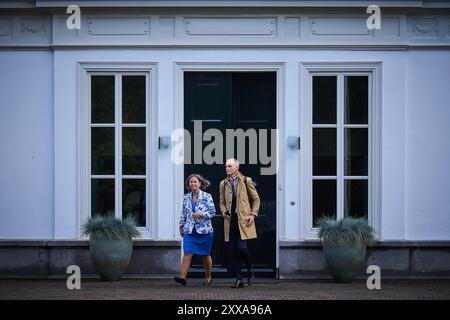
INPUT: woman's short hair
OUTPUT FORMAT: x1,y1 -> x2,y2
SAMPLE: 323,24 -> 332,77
185,174 -> 211,191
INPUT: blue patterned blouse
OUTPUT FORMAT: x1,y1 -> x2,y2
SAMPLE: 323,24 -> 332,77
179,190 -> 216,234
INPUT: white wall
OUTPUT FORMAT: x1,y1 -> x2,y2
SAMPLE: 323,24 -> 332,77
2,48 -> 447,241
52,49 -> 410,240
380,51 -> 408,240
0,50 -> 54,239
405,51 -> 450,240
0,10 -> 448,242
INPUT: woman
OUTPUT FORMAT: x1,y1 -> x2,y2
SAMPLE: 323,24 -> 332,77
174,174 -> 216,286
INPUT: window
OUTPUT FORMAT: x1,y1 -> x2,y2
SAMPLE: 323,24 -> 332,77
77,63 -> 157,240
312,74 -> 369,226
90,73 -> 149,227
300,63 -> 381,238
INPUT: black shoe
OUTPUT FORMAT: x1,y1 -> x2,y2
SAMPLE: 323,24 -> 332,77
231,279 -> 244,288
247,271 -> 255,285
202,278 -> 213,286
174,276 -> 187,286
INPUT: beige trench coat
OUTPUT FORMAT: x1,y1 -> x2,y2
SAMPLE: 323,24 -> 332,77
219,172 -> 260,241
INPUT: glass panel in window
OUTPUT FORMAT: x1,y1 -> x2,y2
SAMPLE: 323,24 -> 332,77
345,180 -> 368,219
313,76 -> 337,124
122,127 -> 146,175
91,179 -> 115,217
313,180 -> 337,227
122,179 -> 146,227
345,76 -> 368,124
122,76 -> 146,123
91,76 -> 115,123
313,128 -> 336,176
344,128 -> 368,176
91,127 -> 115,175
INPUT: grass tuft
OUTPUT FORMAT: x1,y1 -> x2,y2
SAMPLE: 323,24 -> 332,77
82,213 -> 141,240
317,217 -> 374,246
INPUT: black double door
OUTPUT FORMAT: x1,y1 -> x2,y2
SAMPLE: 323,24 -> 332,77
184,72 -> 276,278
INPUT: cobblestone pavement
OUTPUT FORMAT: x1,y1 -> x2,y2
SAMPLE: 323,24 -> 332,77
0,278 -> 449,300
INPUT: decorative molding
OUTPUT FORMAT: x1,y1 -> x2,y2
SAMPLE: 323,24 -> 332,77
2,13 -> 450,47
32,1 -> 446,9
375,16 -> 401,38
21,17 -> 47,36
310,17 -> 371,36
184,17 -> 276,36
87,17 -> 150,36
413,24 -> 438,34
285,17 -> 301,38
412,18 -> 439,38
159,17 -> 175,37
0,16 -> 50,44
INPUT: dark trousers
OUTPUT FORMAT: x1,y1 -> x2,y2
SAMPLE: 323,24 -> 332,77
228,216 -> 253,280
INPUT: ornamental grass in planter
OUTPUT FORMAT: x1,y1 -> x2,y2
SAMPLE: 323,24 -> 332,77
317,217 -> 374,283
82,214 -> 140,281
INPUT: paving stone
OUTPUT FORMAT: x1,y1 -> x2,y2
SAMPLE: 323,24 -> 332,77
0,278 -> 449,300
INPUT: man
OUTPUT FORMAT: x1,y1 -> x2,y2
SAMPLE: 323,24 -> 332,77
219,158 -> 260,288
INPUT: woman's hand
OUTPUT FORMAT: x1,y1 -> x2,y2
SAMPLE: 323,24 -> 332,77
192,212 -> 203,219
179,227 -> 184,237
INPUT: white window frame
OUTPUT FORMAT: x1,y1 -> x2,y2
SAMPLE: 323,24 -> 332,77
300,62 -> 382,240
77,62 -> 158,239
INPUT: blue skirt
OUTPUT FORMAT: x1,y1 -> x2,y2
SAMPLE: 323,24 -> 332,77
183,228 -> 213,255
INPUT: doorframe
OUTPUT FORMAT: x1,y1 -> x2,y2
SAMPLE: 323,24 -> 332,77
174,62 -> 285,275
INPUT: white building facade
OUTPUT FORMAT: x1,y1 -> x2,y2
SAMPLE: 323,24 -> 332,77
1,0 -> 450,278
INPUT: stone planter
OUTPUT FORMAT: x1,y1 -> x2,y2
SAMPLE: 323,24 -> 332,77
89,236 -> 133,281
323,243 -> 366,283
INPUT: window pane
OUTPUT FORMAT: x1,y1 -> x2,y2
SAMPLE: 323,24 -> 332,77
313,76 -> 337,124
313,128 -> 336,176
345,180 -> 368,219
313,180 -> 337,227
91,179 -> 115,217
91,76 -> 114,123
122,76 -> 146,123
91,127 -> 115,175
345,76 -> 368,124
122,127 -> 146,175
344,128 -> 368,176
122,179 -> 146,227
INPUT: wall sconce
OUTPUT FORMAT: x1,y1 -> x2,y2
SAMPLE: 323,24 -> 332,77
158,136 -> 171,149
287,136 -> 300,150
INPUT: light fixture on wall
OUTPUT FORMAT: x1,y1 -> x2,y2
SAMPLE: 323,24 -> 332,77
287,136 -> 300,150
158,136 -> 171,150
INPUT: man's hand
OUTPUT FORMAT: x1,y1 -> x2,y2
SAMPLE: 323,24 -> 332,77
223,211 -> 231,220
246,214 -> 255,227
